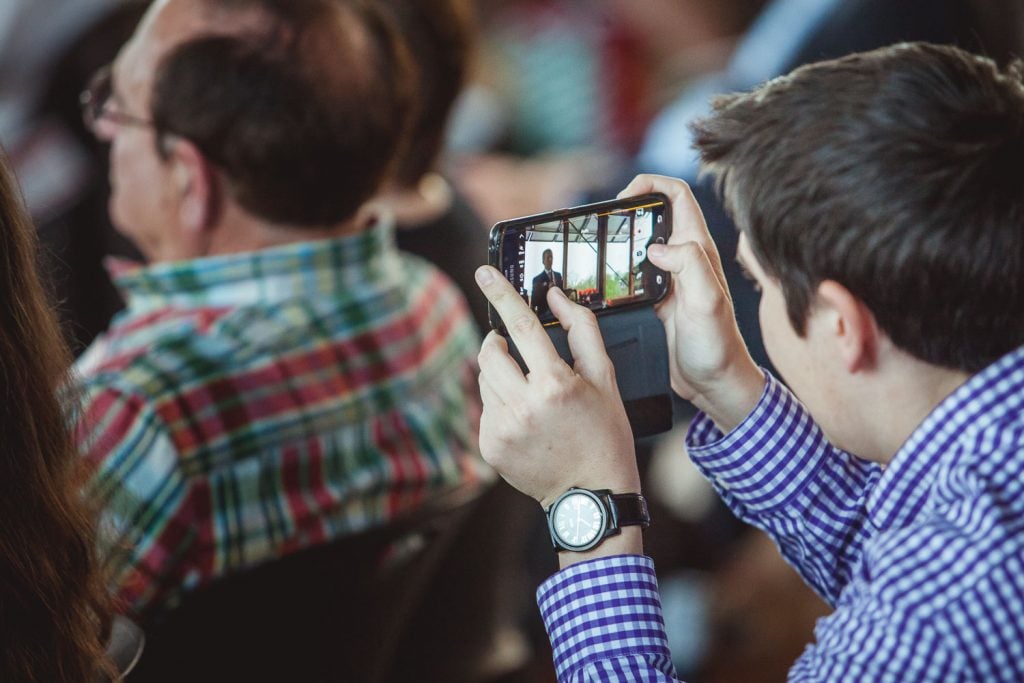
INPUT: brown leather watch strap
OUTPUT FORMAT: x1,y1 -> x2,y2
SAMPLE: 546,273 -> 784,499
607,492 -> 651,530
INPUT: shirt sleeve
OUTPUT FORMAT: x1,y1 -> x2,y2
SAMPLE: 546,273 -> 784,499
76,384 -> 196,619
686,372 -> 882,604
538,555 -> 680,682
537,557 -> 965,683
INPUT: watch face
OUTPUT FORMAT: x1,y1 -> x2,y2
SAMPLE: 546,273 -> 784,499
551,491 -> 606,550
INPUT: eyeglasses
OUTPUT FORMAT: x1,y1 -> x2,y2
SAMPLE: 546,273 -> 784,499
80,65 -> 154,133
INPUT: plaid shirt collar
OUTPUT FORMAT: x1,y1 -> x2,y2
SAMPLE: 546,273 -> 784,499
105,217 -> 398,313
866,344 -> 1024,531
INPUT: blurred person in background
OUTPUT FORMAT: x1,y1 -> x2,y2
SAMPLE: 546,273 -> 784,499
0,0 -> 116,223
371,0 -> 541,678
75,0 -> 487,626
0,0 -> 146,354
449,0 -> 766,227
637,0 -> 1024,179
0,146 -> 114,681
374,0 -> 493,333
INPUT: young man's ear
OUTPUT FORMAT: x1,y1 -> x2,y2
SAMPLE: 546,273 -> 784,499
166,136 -> 217,235
815,280 -> 880,373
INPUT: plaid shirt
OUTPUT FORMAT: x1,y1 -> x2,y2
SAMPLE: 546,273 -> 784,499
75,220 -> 487,619
539,346 -> 1024,681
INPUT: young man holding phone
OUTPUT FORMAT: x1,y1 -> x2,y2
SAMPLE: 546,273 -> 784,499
475,42 -> 1024,680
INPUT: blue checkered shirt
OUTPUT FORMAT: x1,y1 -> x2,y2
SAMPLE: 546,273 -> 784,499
539,345 -> 1024,681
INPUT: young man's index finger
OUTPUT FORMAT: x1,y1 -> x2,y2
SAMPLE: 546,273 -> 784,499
475,265 -> 564,375
547,287 -> 615,388
620,174 -> 711,245
620,174 -> 729,294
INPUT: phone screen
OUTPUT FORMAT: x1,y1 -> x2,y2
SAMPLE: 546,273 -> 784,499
488,193 -> 671,330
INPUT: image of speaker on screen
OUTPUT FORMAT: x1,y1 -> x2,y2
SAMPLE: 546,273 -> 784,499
530,248 -> 563,316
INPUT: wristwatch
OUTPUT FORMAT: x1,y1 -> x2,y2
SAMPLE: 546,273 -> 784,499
546,487 -> 651,552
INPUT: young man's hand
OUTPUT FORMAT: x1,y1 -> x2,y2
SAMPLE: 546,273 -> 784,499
474,266 -> 640,512
621,174 -> 765,433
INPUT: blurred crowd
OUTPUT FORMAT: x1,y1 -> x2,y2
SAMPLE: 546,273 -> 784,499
1,0 -> 1022,680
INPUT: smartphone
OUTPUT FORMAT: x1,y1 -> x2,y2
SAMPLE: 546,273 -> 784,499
488,193 -> 672,332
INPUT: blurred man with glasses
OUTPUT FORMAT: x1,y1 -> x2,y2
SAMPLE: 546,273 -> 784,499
74,0 -> 487,623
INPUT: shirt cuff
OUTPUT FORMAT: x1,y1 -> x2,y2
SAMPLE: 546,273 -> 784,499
685,371 -> 828,513
537,555 -> 672,682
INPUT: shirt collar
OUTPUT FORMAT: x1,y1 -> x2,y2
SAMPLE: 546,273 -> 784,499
866,345 -> 1024,531
106,217 -> 398,313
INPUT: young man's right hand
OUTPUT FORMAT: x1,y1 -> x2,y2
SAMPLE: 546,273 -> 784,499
621,174 -> 765,433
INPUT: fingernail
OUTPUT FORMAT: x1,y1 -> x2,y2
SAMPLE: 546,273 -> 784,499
475,266 -> 495,286
648,244 -> 666,257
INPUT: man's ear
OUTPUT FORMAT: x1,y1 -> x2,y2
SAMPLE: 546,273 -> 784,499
166,137 -> 217,236
815,280 -> 880,373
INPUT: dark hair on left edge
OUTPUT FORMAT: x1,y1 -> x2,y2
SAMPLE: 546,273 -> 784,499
0,148 -> 113,680
693,42 -> 1024,373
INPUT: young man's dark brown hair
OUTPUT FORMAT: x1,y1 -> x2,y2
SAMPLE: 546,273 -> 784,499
150,0 -> 413,226
693,42 -> 1024,372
